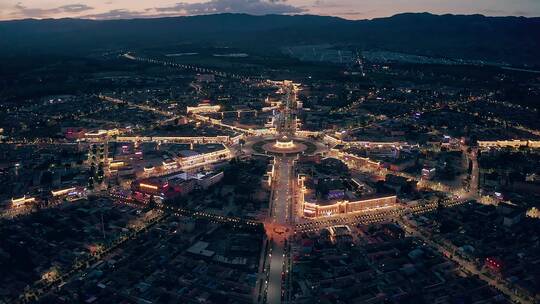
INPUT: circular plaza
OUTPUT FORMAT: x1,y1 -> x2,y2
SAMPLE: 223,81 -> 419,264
245,134 -> 325,156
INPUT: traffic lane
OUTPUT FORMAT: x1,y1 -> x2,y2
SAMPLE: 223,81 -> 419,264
267,240 -> 285,304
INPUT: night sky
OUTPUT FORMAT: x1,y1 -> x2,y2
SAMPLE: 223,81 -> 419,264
1,0 -> 539,20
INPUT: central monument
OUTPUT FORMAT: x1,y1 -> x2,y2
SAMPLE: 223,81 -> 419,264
274,136 -> 295,149
246,81 -> 320,156
262,135 -> 306,155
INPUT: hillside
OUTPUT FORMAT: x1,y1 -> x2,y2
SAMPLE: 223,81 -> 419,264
1,13 -> 539,65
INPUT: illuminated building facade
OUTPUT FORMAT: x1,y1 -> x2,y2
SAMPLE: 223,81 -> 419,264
51,187 -> 86,201
116,134 -> 243,145
64,127 -> 86,140
328,148 -> 381,171
298,174 -> 397,218
186,103 -> 221,114
477,140 -> 540,149
176,145 -> 232,171
131,177 -> 188,202
131,171 -> 224,202
162,158 -> 179,170
11,196 -> 36,208
302,195 -> 398,218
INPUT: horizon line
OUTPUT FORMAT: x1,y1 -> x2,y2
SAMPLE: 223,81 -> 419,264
1,11 -> 538,23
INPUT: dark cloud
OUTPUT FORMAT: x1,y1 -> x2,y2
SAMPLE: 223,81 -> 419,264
79,0 -> 305,20
155,0 -> 305,15
13,2 -> 93,18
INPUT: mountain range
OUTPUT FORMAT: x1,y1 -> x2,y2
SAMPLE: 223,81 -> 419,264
1,13 -> 539,65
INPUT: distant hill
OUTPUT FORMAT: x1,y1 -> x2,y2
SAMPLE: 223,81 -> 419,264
1,13 -> 539,65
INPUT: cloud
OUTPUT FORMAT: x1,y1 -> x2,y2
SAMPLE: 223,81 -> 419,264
12,2 -> 93,18
312,0 -> 342,8
77,0 -> 306,20
337,10 -> 377,17
82,9 -> 148,20
480,9 -> 507,15
512,10 -> 536,17
10,0 -> 304,20
480,8 -> 537,17
155,0 -> 305,15
60,4 -> 94,13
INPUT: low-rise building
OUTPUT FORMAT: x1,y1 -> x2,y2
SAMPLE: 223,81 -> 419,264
303,195 -> 397,217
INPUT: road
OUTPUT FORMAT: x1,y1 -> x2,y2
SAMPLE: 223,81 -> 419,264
267,239 -> 285,304
98,94 -> 173,118
266,156 -> 294,304
271,157 -> 293,224
123,53 -> 262,81
468,147 -> 479,197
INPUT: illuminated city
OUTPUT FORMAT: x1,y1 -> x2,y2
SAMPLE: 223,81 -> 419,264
1,2 -> 540,304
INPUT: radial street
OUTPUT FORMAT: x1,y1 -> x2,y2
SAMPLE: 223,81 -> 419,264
266,156 -> 294,304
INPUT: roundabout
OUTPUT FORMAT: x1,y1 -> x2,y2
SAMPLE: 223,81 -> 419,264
246,135 -> 323,156
262,136 -> 308,155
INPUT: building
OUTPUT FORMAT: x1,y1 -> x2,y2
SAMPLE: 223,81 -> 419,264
162,157 -> 178,170
112,143 -> 143,162
503,210 -> 522,227
196,74 -> 215,83
422,167 -> 436,180
328,148 -> 381,171
303,195 -> 397,218
176,144 -> 232,171
194,171 -> 224,189
477,140 -> 540,150
131,170 -> 224,202
131,175 -> 193,202
51,186 -> 86,201
388,158 -> 416,172
186,102 -> 220,114
383,223 -> 405,239
64,127 -> 86,140
116,134 -> 243,145
11,196 -> 36,208
385,174 -> 415,194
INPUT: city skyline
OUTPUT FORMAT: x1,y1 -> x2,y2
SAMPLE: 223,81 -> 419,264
1,0 -> 540,21
1,3 -> 540,303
